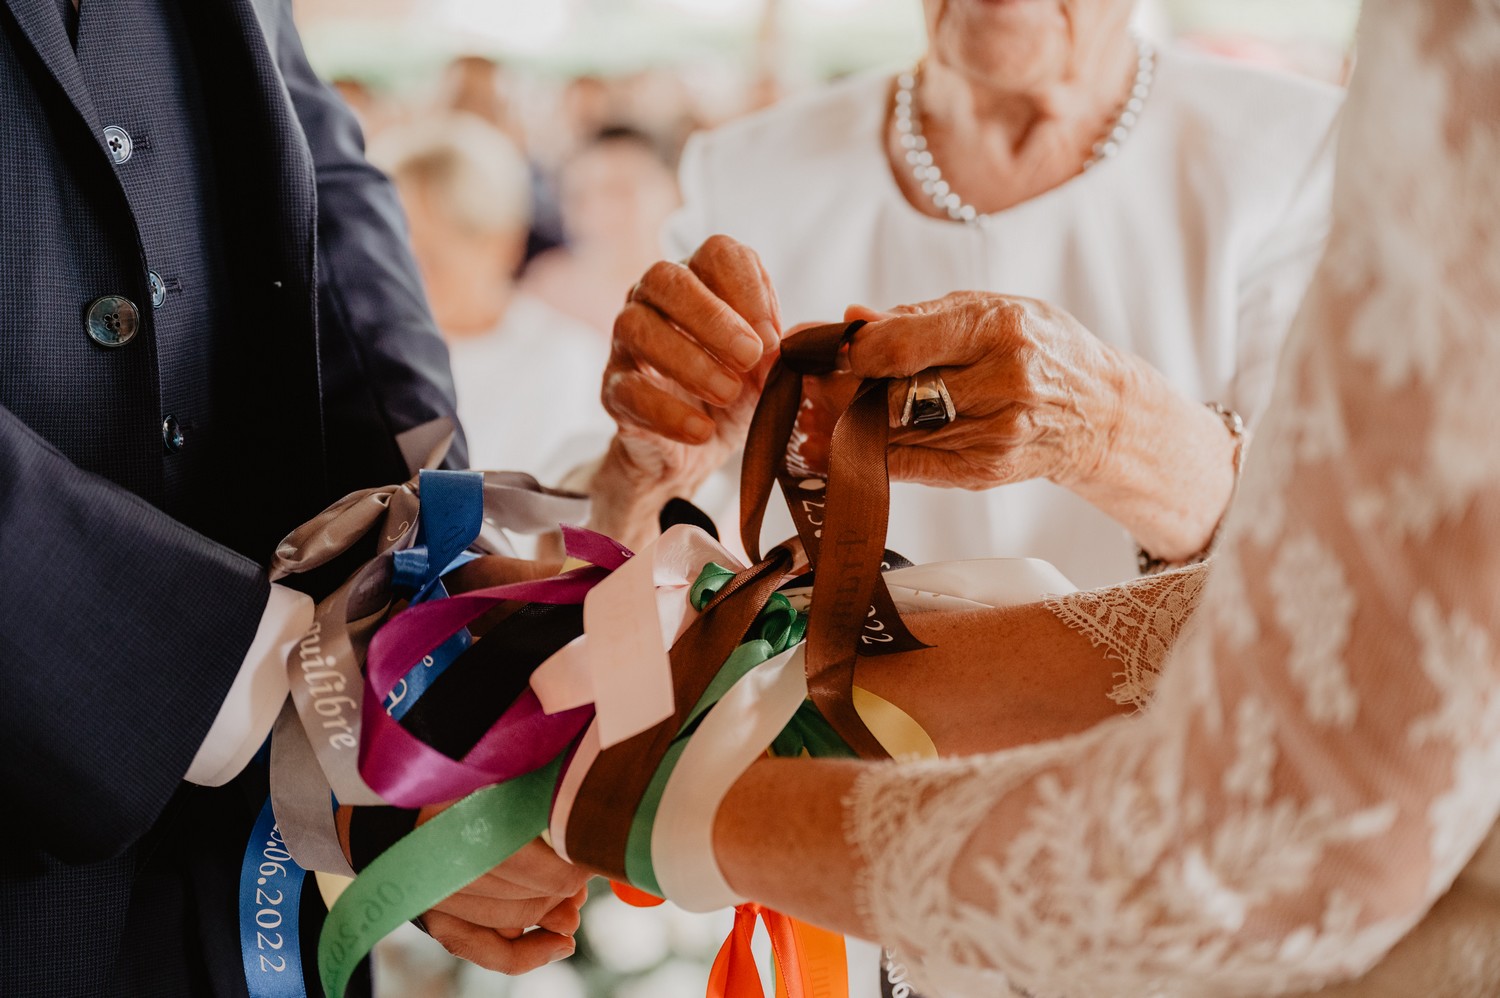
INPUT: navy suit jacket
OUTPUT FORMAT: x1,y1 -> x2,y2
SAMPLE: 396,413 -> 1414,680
0,0 -> 465,992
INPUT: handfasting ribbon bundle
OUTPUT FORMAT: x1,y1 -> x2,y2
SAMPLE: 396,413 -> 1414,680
264,469 -> 590,875
311,532 -> 631,997
260,321 -> 1062,998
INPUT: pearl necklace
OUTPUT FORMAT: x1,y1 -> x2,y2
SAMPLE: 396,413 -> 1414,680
893,37 -> 1157,223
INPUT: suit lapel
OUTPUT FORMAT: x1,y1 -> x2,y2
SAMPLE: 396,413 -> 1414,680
245,0 -> 280,46
1,0 -> 103,141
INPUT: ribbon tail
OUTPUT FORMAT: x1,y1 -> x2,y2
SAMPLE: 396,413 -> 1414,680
707,905 -> 766,998
764,910 -> 848,998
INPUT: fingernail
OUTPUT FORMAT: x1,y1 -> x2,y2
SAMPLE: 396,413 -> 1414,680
685,413 -> 715,441
708,370 -> 741,403
549,940 -> 576,963
729,334 -> 763,370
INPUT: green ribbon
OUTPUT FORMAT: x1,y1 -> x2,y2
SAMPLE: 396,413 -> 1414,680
322,563 -> 848,995
689,561 -> 739,609
623,566 -> 849,894
770,700 -> 858,760
318,754 -> 563,998
624,638 -> 775,895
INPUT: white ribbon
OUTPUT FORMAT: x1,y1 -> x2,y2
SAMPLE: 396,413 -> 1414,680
652,644 -> 809,912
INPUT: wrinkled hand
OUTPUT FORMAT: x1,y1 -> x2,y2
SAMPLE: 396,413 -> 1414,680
593,235 -> 782,545
416,835 -> 590,975
801,293 -> 1131,491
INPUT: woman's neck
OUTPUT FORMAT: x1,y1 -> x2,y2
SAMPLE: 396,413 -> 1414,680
890,39 -> 1139,217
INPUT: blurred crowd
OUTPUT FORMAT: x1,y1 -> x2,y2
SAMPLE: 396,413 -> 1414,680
320,19 -> 1353,997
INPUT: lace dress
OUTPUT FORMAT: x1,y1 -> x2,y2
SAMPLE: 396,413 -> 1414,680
842,2 -> 1500,994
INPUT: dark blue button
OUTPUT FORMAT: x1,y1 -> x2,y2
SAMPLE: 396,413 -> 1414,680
85,295 -> 140,348
162,414 -> 185,453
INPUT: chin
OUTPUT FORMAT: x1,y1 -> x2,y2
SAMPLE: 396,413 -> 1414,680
930,0 -> 1070,86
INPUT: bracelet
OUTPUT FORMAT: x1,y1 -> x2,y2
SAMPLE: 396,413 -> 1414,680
1136,402 -> 1246,576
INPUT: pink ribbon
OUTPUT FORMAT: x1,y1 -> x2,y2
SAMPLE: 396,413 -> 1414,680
531,525 -> 745,749
357,528 -> 626,808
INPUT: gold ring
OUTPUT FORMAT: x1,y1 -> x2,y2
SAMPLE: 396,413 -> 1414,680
900,368 -> 956,428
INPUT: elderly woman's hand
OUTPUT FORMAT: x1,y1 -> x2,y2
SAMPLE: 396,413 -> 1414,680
829,292 -> 1240,564
833,293 -> 1128,491
590,235 -> 781,548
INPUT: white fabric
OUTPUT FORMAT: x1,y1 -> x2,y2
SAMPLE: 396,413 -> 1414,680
186,583 -> 312,786
665,49 -> 1341,589
447,292 -> 615,490
840,3 -> 1500,995
1045,564 -> 1208,711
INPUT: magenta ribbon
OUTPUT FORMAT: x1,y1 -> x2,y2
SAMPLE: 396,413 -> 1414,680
358,527 -> 630,808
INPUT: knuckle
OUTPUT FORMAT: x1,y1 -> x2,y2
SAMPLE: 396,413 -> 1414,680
643,258 -> 685,291
611,302 -> 647,348
696,233 -> 738,262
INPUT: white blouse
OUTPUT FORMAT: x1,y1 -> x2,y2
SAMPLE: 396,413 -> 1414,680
665,49 -> 1342,588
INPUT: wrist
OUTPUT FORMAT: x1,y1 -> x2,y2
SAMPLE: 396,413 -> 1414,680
1064,358 -> 1239,561
587,438 -> 686,550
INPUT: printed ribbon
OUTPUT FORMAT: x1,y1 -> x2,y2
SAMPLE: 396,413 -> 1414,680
318,756 -> 563,998
239,798 -> 308,998
270,471 -> 589,826
740,321 -> 929,760
315,526 -> 626,995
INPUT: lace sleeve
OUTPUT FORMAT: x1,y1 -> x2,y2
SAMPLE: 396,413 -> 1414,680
843,3 -> 1500,995
1044,565 -> 1208,711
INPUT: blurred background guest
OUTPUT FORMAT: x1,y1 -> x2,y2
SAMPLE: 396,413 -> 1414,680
521,127 -> 683,339
370,115 -> 614,489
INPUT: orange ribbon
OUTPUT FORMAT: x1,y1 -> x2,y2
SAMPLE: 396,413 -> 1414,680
708,903 -> 848,998
613,885 -> 847,998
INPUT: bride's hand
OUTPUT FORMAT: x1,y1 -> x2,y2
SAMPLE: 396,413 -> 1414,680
592,235 -> 782,548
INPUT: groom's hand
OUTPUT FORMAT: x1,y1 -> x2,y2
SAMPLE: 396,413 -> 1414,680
418,838 -> 590,974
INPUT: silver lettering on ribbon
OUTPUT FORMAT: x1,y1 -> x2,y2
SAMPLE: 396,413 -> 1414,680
297,622 -> 357,749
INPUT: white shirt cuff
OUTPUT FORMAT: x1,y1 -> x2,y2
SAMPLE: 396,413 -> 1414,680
185,584 -> 313,786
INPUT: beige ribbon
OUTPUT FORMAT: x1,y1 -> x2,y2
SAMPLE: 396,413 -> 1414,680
268,468 -> 590,857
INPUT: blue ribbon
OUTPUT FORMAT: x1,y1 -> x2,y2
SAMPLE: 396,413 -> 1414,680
392,469 -> 484,598
385,470 -> 484,720
240,798 -> 309,998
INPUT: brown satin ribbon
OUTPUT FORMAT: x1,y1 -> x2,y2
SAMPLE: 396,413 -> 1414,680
743,322 -> 927,759
567,321 -> 931,877
564,545 -> 793,881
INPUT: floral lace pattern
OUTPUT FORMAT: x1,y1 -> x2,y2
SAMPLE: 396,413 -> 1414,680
844,3 -> 1500,995
1043,566 -> 1207,711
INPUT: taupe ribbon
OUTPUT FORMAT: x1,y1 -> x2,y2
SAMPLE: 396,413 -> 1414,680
268,469 -> 589,865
